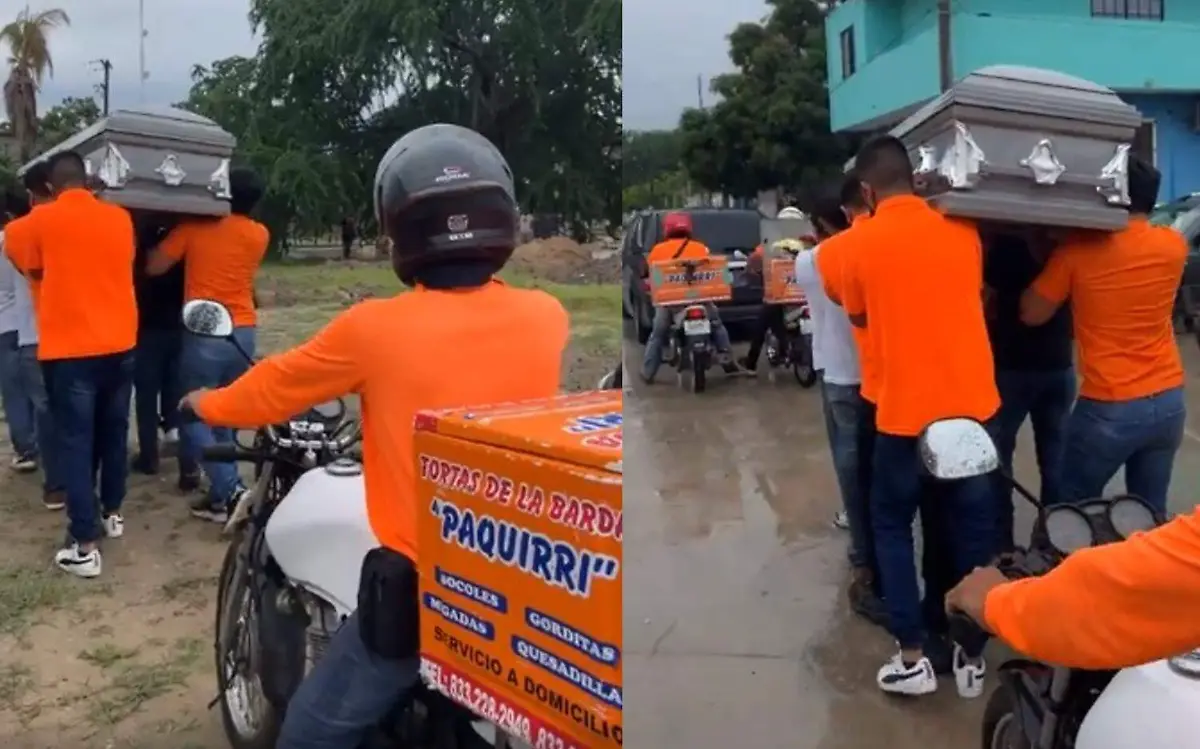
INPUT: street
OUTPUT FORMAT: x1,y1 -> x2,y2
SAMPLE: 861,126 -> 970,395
621,338 -> 1200,749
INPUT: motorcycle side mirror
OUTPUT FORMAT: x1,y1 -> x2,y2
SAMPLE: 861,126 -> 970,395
918,418 -> 999,480
182,299 -> 235,338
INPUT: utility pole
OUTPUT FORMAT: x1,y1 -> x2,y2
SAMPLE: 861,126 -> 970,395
138,0 -> 148,102
937,0 -> 952,92
93,59 -> 113,115
696,75 -> 704,109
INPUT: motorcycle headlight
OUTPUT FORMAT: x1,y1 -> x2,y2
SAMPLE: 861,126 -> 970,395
1167,649 -> 1200,678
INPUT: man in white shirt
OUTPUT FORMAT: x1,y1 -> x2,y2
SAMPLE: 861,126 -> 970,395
1,174 -> 64,509
793,188 -> 885,626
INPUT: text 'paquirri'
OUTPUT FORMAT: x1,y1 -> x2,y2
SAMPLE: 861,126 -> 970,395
431,498 -> 620,598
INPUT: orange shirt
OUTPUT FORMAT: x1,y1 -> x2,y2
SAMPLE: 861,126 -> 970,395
985,507 -> 1200,669
647,237 -> 711,263
817,215 -> 880,402
2,189 -> 137,360
194,280 -> 570,560
841,196 -> 997,435
1030,218 -> 1186,401
160,214 -> 269,327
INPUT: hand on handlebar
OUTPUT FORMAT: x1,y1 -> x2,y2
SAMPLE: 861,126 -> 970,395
945,566 -> 1008,628
178,388 -> 212,415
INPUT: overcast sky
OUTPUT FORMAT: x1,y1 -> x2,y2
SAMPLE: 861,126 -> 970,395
622,0 -> 767,131
21,0 -> 257,114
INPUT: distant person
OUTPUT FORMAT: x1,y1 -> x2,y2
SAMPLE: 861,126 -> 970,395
146,168 -> 269,521
1020,155 -> 1187,515
740,206 -> 808,373
640,212 -> 740,383
132,218 -> 195,484
983,229 -> 1074,554
834,135 -> 997,699
341,215 -> 357,260
3,150 -> 139,578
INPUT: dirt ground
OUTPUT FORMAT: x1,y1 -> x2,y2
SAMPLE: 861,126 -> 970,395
0,261 -> 620,749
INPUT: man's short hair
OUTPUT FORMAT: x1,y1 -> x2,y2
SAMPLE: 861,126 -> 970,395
230,167 -> 265,216
839,171 -> 865,211
1127,154 -> 1160,215
854,135 -> 914,193
46,150 -> 88,189
22,162 -> 51,198
810,185 -> 851,238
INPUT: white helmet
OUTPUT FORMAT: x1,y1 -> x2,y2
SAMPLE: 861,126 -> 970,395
777,206 -> 804,219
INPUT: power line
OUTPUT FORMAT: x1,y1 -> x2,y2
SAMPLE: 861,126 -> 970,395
92,59 -> 113,115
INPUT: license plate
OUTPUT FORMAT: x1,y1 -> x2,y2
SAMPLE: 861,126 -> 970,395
799,318 -> 813,335
682,318 -> 711,336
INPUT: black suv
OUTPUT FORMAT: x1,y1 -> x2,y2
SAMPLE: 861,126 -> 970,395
1157,205 -> 1200,329
622,208 -> 764,343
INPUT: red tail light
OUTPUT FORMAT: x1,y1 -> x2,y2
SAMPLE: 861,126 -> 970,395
641,279 -> 651,293
684,307 -> 707,320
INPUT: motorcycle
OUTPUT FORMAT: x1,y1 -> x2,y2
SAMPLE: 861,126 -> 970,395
764,300 -> 816,388
181,299 -> 509,749
917,417 -> 1196,749
661,302 -> 717,393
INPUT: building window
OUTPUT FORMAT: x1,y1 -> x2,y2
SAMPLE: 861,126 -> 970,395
1091,0 -> 1164,20
840,27 -> 856,79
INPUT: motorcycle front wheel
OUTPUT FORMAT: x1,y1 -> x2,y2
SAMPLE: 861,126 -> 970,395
981,682 -> 1028,749
792,334 -> 817,388
216,534 -> 283,749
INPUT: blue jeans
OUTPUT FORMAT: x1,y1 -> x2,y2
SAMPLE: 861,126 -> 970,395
277,611 -> 419,749
642,304 -> 732,380
988,368 -> 1075,552
42,351 -> 134,543
181,327 -> 255,506
134,329 -> 195,473
1058,386 -> 1185,515
871,433 -> 994,652
0,332 -> 37,457
820,377 -> 875,573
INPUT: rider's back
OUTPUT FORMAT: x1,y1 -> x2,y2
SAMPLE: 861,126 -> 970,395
349,282 -> 568,559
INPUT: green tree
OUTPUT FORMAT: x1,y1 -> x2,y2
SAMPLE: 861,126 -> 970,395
622,130 -> 683,188
37,95 -> 101,151
188,0 -> 621,241
678,0 -> 853,197
0,7 -> 70,161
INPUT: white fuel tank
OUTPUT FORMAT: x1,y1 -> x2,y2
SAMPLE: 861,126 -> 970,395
265,459 -> 378,616
1076,657 -> 1200,749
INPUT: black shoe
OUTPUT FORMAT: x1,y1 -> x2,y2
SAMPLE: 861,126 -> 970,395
849,570 -> 889,628
178,471 -> 201,493
737,355 -> 757,373
131,453 -> 159,475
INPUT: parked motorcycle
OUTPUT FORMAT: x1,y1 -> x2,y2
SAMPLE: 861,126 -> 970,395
917,417 -> 1194,749
181,299 -> 508,749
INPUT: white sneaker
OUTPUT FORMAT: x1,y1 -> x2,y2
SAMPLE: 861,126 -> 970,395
55,544 -> 102,578
952,643 -> 986,699
10,453 -> 37,473
162,428 -> 180,445
833,510 -> 850,530
877,652 -> 937,696
102,513 -> 125,539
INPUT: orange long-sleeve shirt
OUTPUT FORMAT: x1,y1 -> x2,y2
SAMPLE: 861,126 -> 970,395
193,280 -> 570,560
985,508 -> 1200,670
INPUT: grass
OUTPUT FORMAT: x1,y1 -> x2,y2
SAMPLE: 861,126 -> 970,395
0,563 -> 95,637
256,261 -> 622,358
83,636 -> 206,726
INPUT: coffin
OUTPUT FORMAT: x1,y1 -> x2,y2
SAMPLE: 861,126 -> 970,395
888,65 -> 1145,230
19,106 -> 236,217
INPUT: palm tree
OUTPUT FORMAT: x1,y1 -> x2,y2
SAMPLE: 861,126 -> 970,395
1,7 -> 71,162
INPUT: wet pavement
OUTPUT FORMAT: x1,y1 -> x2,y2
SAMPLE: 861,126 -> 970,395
622,339 -> 1200,749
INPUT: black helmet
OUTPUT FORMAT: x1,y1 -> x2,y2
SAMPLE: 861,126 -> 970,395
374,124 -> 518,284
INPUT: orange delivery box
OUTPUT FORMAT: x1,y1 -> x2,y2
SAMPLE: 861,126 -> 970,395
414,391 -> 623,749
648,254 -> 732,306
762,254 -> 807,305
